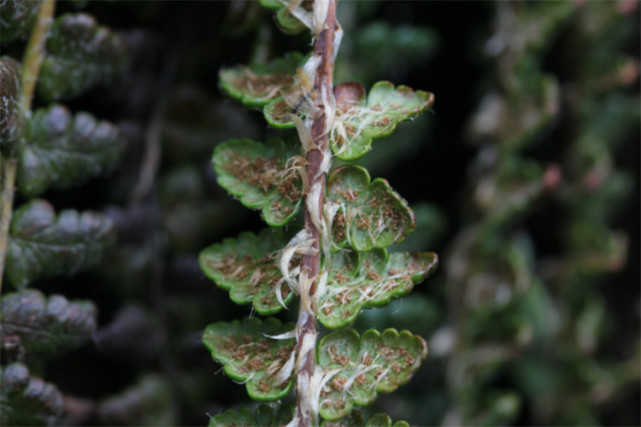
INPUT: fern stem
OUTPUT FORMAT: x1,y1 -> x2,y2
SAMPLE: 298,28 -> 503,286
295,0 -> 337,425
20,0 -> 56,112
0,159 -> 18,292
0,0 -> 56,292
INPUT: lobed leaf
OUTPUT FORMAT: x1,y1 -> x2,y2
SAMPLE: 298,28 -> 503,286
199,228 -> 294,315
0,0 -> 40,43
331,81 -> 434,161
97,375 -> 175,426
263,97 -> 298,129
274,6 -> 308,34
320,410 -> 364,427
213,138 -> 303,226
0,289 -> 96,356
208,403 -> 294,427
5,199 -> 116,289
17,105 -> 123,197
317,328 -> 428,421
219,52 -> 302,108
258,0 -> 311,34
0,56 -> 24,152
0,363 -> 63,426
37,13 -> 127,101
320,410 -> 409,427
327,166 -> 415,252
202,317 -> 296,401
317,249 -> 438,328
365,414 -> 410,427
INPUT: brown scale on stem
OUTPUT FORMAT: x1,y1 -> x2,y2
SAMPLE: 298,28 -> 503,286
294,0 -> 338,425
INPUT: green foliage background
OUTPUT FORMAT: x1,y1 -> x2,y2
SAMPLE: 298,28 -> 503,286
1,1 -> 639,426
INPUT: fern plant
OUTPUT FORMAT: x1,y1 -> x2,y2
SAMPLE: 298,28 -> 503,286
442,1 -> 639,425
0,0 -> 127,424
199,0 -> 437,425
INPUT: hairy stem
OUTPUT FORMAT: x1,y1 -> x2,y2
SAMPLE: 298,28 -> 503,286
294,0 -> 337,425
0,0 -> 56,292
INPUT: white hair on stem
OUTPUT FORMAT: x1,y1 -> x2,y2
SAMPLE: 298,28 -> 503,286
298,270 -> 316,315
274,277 -> 290,310
311,366 -> 340,419
321,82 -> 336,136
306,180 -> 324,232
322,201 -> 345,254
313,271 -> 329,307
279,228 -> 315,294
263,329 -> 297,340
312,0 -> 330,35
296,322 -> 318,371
333,25 -> 343,60
291,113 -> 314,154
278,0 -> 314,32
272,349 -> 297,386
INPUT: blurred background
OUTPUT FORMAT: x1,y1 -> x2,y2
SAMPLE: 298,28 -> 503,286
1,1 -> 639,425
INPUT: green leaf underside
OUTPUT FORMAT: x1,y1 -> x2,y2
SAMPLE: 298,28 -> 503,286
202,317 -> 295,401
0,0 -> 40,43
257,0 -> 282,9
317,328 -> 428,421
327,166 -> 416,252
318,249 -> 438,328
219,52 -> 302,108
0,363 -> 63,427
199,228 -> 294,315
0,289 -> 96,356
214,139 -> 303,226
18,105 -> 122,197
209,403 -> 294,427
276,6 -> 308,34
38,13 -> 127,101
365,414 -> 410,427
264,98 -> 298,129
258,0 -> 310,34
321,411 -> 409,427
320,410 -> 364,427
331,81 -> 434,161
6,199 -> 115,289
0,56 -> 23,150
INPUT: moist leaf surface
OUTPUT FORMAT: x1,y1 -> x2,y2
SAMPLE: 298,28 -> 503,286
0,289 -> 96,356
199,228 -> 294,315
0,0 -> 40,43
219,52 -> 302,107
0,363 -> 64,426
37,13 -> 127,101
202,317 -> 296,401
320,411 -> 410,427
6,199 -> 115,288
213,138 -> 303,226
317,249 -> 438,328
327,166 -> 416,252
317,328 -> 428,420
331,81 -> 434,160
18,105 -> 123,196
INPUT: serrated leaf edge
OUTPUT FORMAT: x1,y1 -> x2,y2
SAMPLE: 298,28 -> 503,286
331,81 -> 435,161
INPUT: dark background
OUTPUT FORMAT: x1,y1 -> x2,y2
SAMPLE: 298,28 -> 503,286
6,1 -> 639,425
